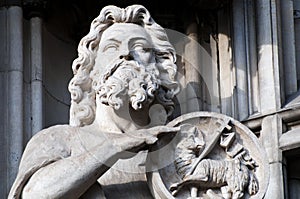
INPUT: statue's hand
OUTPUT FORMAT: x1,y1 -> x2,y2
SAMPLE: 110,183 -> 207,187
113,125 -> 183,156
132,125 -> 181,144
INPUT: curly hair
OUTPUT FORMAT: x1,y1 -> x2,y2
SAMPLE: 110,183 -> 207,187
68,5 -> 180,127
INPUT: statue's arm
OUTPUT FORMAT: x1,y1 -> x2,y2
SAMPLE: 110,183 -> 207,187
21,140 -> 120,199
12,125 -> 180,199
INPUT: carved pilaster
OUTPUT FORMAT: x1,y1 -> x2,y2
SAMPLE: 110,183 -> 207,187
261,115 -> 284,199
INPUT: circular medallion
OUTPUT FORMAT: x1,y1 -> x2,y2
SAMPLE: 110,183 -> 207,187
146,112 -> 269,199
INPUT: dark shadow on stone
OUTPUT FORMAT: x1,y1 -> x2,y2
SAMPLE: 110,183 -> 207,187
102,181 -> 154,199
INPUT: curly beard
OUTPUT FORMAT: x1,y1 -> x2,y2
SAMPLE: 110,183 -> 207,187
92,60 -> 160,110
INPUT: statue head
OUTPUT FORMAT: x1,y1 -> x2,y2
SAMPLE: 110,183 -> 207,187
68,5 -> 180,127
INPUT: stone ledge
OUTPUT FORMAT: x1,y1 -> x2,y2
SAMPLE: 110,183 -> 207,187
279,128 -> 300,151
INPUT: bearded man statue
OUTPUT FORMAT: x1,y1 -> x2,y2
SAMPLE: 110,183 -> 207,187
8,4 -> 181,199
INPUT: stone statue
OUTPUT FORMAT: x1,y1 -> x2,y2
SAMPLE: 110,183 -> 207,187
9,4 -> 269,199
8,5 -> 181,198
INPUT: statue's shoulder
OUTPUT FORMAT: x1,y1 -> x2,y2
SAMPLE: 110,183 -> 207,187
29,124 -> 78,144
34,124 -> 77,134
19,124 -> 82,173
23,125 -> 81,159
9,124 -> 81,198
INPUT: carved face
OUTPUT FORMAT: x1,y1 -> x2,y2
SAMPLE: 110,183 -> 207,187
68,5 -> 179,127
96,23 -> 156,70
91,23 -> 160,110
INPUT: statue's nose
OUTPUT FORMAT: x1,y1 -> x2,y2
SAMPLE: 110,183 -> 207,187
119,54 -> 133,61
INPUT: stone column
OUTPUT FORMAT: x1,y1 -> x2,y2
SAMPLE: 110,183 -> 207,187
232,0 -> 249,120
256,0 -> 282,114
24,0 -> 45,135
6,4 -> 24,193
184,22 -> 202,113
218,6 -> 234,117
30,16 -> 43,134
281,0 -> 297,97
261,115 -> 284,199
245,0 -> 260,115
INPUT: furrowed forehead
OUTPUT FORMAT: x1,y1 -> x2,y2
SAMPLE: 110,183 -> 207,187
100,23 -> 152,43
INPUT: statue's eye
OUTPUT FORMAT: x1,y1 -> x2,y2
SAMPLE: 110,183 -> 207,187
103,44 -> 118,52
132,43 -> 152,53
132,44 -> 145,52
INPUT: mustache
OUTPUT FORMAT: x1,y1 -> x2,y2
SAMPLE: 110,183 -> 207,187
100,60 -> 140,84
